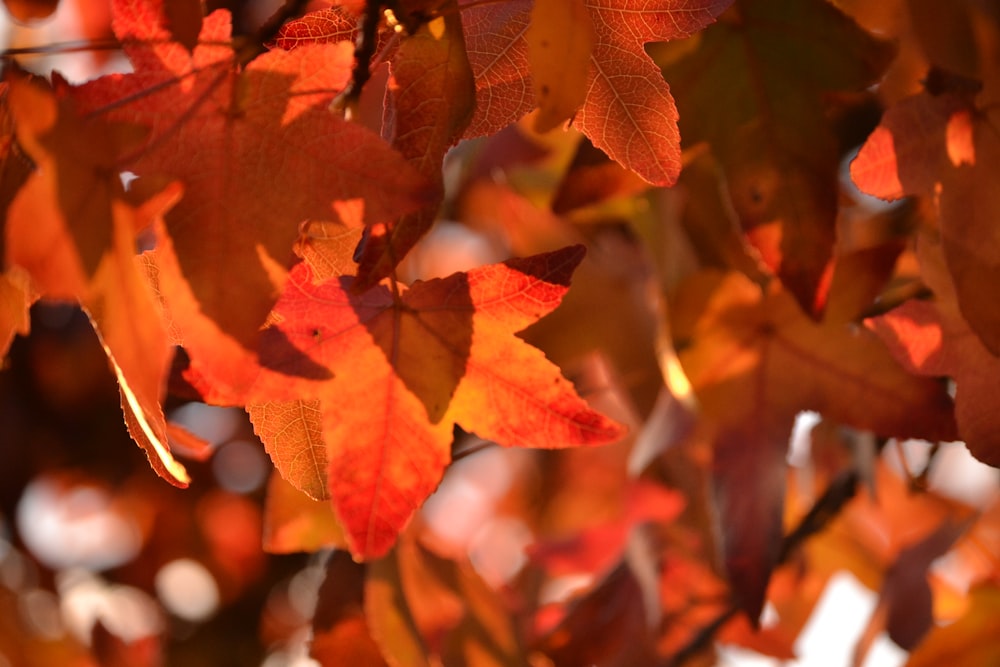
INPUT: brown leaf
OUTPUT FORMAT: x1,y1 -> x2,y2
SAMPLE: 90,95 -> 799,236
662,0 -> 894,313
939,109 -> 1000,356
882,519 -> 968,650
535,563 -> 657,666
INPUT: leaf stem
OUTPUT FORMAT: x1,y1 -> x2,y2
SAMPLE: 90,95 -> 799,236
0,38 -> 123,58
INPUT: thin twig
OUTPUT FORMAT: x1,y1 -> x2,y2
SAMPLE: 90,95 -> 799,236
332,0 -> 384,119
664,469 -> 860,667
0,38 -> 123,58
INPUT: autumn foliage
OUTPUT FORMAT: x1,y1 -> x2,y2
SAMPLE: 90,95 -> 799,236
0,0 -> 999,665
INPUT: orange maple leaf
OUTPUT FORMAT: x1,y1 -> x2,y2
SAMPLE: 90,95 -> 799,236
4,70 -> 199,486
460,0 -> 731,186
851,81 -> 1000,356
246,245 -> 625,558
65,0 -> 431,397
867,235 -> 1000,467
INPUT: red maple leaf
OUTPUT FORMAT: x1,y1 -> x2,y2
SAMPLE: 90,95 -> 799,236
277,0 -> 733,185
246,245 -> 625,558
65,0 -> 430,397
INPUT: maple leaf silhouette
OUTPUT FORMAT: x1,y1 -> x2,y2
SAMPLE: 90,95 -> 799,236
247,245 -> 625,558
66,0 -> 431,396
660,0 -> 894,313
671,269 -> 956,620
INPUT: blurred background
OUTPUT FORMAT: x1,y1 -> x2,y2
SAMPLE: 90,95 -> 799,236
2,1 -> 1000,666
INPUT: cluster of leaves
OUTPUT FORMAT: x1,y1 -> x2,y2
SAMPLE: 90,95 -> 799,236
2,0 -> 1000,664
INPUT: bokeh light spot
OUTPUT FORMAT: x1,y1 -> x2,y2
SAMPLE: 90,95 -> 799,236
154,558 -> 220,622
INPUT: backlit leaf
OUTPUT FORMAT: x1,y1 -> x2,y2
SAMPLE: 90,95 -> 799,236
353,6 -> 476,289
250,400 -> 328,500
6,70 -> 196,486
851,91 -> 971,201
527,0 -> 593,132
68,0 -> 431,398
270,7 -> 360,50
867,235 -> 1000,466
461,0 -> 732,185
249,245 -> 625,558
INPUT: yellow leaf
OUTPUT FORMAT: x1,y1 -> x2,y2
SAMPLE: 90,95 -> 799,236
527,0 -> 594,132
